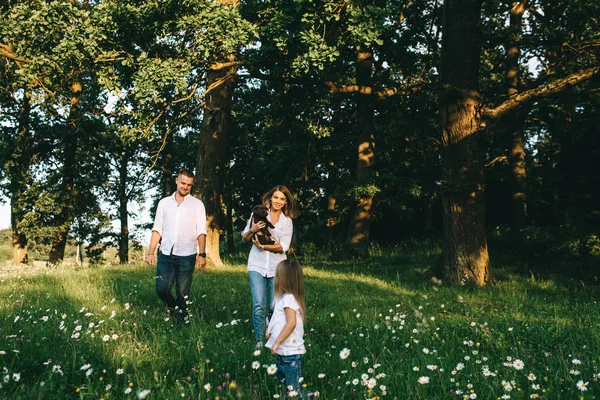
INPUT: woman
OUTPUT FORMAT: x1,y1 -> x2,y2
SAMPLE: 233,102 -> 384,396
242,185 -> 298,347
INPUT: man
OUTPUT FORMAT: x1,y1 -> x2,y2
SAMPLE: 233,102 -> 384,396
145,169 -> 207,324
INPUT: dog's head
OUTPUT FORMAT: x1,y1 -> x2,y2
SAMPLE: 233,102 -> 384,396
252,205 -> 269,219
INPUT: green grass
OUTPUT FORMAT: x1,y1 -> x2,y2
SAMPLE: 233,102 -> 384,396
0,245 -> 599,399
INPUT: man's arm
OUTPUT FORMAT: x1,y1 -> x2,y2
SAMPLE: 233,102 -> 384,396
146,200 -> 164,266
145,231 -> 161,266
196,202 -> 208,269
196,234 -> 207,269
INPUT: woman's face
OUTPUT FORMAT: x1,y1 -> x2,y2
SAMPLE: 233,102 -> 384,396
270,190 -> 287,211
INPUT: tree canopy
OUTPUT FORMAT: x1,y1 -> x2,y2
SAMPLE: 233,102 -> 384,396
1,0 -> 598,284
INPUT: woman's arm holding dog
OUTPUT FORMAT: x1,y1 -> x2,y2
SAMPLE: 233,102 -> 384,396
252,235 -> 283,252
242,214 -> 266,243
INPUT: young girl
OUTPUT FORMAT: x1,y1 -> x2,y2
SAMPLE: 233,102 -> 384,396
265,259 -> 307,396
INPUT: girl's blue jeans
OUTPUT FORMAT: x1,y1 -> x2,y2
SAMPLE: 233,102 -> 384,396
276,354 -> 307,397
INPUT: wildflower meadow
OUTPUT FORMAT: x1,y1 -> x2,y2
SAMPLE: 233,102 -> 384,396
0,244 -> 598,399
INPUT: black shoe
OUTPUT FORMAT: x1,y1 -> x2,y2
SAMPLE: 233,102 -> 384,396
174,313 -> 190,326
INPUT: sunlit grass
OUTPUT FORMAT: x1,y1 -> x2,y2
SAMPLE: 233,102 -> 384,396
0,249 -> 598,399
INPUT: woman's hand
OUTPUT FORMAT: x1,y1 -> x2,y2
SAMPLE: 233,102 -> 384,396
251,220 -> 266,233
242,219 -> 267,244
252,235 -> 265,251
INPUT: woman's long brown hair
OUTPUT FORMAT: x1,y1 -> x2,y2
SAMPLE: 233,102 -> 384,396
262,185 -> 298,219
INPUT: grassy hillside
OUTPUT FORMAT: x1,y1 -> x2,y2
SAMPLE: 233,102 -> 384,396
0,244 -> 598,399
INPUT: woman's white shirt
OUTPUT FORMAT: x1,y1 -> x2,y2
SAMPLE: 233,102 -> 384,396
242,211 -> 293,278
265,293 -> 305,356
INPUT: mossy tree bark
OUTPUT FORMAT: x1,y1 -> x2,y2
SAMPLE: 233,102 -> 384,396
438,0 -> 494,286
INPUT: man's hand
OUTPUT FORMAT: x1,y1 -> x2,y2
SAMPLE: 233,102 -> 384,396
196,255 -> 207,270
145,254 -> 155,266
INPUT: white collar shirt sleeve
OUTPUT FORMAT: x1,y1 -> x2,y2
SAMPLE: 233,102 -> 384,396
152,194 -> 207,256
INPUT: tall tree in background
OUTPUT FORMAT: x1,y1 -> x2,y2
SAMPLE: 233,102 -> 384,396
0,7 -> 36,266
1,1 -> 114,263
438,0 -> 493,285
7,91 -> 32,265
190,0 -> 254,265
346,45 -> 376,257
438,0 -> 598,285
47,80 -> 83,264
196,62 -> 237,266
505,0 -> 528,231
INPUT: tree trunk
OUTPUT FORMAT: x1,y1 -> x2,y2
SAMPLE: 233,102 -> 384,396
225,193 -> 235,254
325,159 -> 339,242
346,45 -> 375,257
11,196 -> 28,265
48,82 -> 81,264
160,129 -> 175,198
196,60 -> 237,266
326,193 -> 338,242
10,90 -> 31,266
438,0 -> 493,286
557,106 -> 583,229
118,150 -> 129,263
506,0 -> 528,230
423,192 -> 438,235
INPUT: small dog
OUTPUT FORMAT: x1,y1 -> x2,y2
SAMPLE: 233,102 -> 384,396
252,205 -> 275,245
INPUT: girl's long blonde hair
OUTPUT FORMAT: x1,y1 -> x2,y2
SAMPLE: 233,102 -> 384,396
274,259 -> 306,323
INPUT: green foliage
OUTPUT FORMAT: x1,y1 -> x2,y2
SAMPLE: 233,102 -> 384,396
1,0 -> 599,267
347,184 -> 381,200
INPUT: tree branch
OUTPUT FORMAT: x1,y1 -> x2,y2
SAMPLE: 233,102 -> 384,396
0,43 -> 30,63
484,66 -> 600,120
209,60 -> 244,71
324,80 -> 426,98
243,68 -> 426,98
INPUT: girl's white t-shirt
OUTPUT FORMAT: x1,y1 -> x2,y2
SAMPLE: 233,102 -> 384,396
265,293 -> 306,356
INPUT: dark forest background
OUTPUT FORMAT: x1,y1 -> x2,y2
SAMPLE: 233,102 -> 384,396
1,0 -> 598,286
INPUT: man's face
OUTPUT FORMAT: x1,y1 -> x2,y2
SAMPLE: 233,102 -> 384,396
176,175 -> 194,197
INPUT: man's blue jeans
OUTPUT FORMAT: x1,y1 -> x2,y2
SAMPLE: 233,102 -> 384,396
249,271 -> 274,342
156,254 -> 195,321
276,354 -> 307,397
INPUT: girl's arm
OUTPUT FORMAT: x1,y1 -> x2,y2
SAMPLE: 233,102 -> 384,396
270,307 -> 297,354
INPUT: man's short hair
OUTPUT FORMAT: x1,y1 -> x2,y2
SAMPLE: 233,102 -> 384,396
178,169 -> 195,179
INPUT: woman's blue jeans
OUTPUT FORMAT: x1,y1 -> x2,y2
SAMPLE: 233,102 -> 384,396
156,253 -> 195,321
249,271 -> 274,342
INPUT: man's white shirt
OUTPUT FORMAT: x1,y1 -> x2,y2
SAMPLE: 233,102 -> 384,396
152,193 -> 207,256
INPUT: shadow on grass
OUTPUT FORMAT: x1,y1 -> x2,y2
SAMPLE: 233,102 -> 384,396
488,231 -> 600,288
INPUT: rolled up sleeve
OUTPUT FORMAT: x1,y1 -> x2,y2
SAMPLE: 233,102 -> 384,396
151,201 -> 164,236
278,219 -> 293,253
196,203 -> 207,237
242,213 -> 253,236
